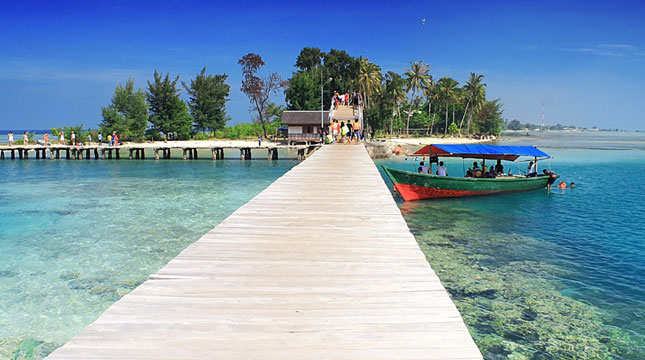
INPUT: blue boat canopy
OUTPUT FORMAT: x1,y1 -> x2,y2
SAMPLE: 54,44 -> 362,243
414,144 -> 550,161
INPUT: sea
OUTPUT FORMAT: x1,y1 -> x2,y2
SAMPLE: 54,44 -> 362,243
376,131 -> 645,359
0,131 -> 643,359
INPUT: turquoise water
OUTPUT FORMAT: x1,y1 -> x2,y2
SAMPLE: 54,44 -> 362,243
378,132 -> 645,359
0,157 -> 298,359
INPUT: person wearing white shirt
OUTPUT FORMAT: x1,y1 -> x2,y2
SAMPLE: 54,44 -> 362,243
418,161 -> 429,174
436,161 -> 448,176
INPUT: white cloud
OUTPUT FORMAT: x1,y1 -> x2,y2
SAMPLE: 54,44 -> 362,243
562,44 -> 644,58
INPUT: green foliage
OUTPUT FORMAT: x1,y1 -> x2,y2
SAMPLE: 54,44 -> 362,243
476,99 -> 504,136
285,68 -> 320,110
448,122 -> 459,134
193,132 -> 210,140
100,78 -> 148,141
147,71 -> 193,138
216,119 -> 281,139
295,47 -> 324,72
50,127 -> 61,137
183,67 -> 230,133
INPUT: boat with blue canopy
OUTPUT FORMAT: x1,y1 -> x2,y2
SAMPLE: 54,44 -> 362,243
382,144 -> 559,201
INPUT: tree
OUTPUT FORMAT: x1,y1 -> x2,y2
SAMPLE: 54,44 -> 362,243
476,99 -> 503,135
404,61 -> 431,135
437,77 -> 459,135
508,119 -> 523,130
356,57 -> 382,109
295,47 -> 324,72
100,78 -> 149,140
147,70 -> 193,139
323,49 -> 360,96
182,67 -> 230,134
284,68 -> 320,110
462,73 -> 486,135
383,71 -> 407,134
238,53 -> 287,138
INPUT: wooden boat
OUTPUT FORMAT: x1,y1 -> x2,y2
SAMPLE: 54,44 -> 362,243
382,144 -> 559,201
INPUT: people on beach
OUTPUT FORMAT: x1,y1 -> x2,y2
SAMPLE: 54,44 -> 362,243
43,133 -> 49,146
98,133 -> 102,145
59,131 -> 64,144
71,131 -> 76,146
8,131 -> 13,145
436,161 -> 448,176
23,131 -> 28,145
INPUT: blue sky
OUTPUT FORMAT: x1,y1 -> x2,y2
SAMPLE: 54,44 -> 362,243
0,0 -> 643,130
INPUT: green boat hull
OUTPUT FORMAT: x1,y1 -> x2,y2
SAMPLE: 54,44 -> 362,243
382,166 -> 558,201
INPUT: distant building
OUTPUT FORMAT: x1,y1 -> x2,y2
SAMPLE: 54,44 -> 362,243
281,110 -> 330,144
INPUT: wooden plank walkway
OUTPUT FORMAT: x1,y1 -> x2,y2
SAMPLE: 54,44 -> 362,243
47,145 -> 482,360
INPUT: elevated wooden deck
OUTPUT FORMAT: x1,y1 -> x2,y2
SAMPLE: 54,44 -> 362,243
47,145 -> 482,359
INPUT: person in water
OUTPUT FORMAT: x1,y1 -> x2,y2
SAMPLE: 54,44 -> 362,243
570,182 -> 576,188
558,181 -> 567,189
543,169 -> 557,191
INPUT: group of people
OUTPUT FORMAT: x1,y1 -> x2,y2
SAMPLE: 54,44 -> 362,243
327,119 -> 361,144
465,159 -> 505,178
418,160 -> 448,176
331,90 -> 363,111
5,131 -> 119,146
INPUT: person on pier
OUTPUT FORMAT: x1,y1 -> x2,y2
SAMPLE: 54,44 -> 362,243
8,131 -> 13,145
98,133 -> 102,146
71,131 -> 76,146
59,131 -> 64,145
44,133 -> 49,146
23,131 -> 28,145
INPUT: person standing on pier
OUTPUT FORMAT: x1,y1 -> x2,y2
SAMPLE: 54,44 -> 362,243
44,133 -> 49,146
258,135 -> 262,146
71,131 -> 76,146
114,133 -> 119,146
8,131 -> 13,145
98,133 -> 102,146
23,131 -> 28,145
59,131 -> 64,144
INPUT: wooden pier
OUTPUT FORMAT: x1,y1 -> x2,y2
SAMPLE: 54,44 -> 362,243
0,144 -> 317,161
46,145 -> 482,359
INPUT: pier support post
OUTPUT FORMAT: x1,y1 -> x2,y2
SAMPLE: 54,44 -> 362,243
25,149 -> 29,159
182,149 -> 187,160
116,149 -> 120,159
298,148 -> 305,161
211,148 -> 216,160
166,149 -> 170,159
141,149 -> 145,159
129,149 -> 134,160
11,150 -> 15,159
108,150 -> 112,159
36,149 -> 40,159
154,149 -> 160,160
66,149 -> 70,160
193,149 -> 198,159
240,148 -> 245,160
94,148 -> 99,159
0,150 -> 3,160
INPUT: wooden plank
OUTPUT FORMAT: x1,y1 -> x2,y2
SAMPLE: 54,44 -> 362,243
47,145 -> 482,359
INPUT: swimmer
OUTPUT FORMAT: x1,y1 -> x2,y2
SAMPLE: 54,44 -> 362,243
557,181 -> 566,189
570,182 -> 576,188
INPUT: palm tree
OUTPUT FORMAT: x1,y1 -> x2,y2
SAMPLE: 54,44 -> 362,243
462,73 -> 486,135
422,76 -> 435,134
404,61 -> 431,135
356,57 -> 382,109
437,77 -> 459,135
383,71 -> 407,134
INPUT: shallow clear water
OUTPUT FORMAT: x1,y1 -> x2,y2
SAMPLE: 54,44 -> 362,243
0,157 -> 298,359
378,133 -> 645,359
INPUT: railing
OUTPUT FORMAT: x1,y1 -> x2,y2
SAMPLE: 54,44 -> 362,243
288,133 -> 320,141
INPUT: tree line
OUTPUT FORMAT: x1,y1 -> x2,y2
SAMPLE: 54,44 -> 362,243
94,49 -> 503,141
99,67 -> 231,141
284,47 -> 504,137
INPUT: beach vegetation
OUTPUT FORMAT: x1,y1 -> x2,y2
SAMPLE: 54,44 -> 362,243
404,61 -> 431,135
100,78 -> 148,141
238,53 -> 287,139
182,67 -> 231,134
147,71 -> 193,140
